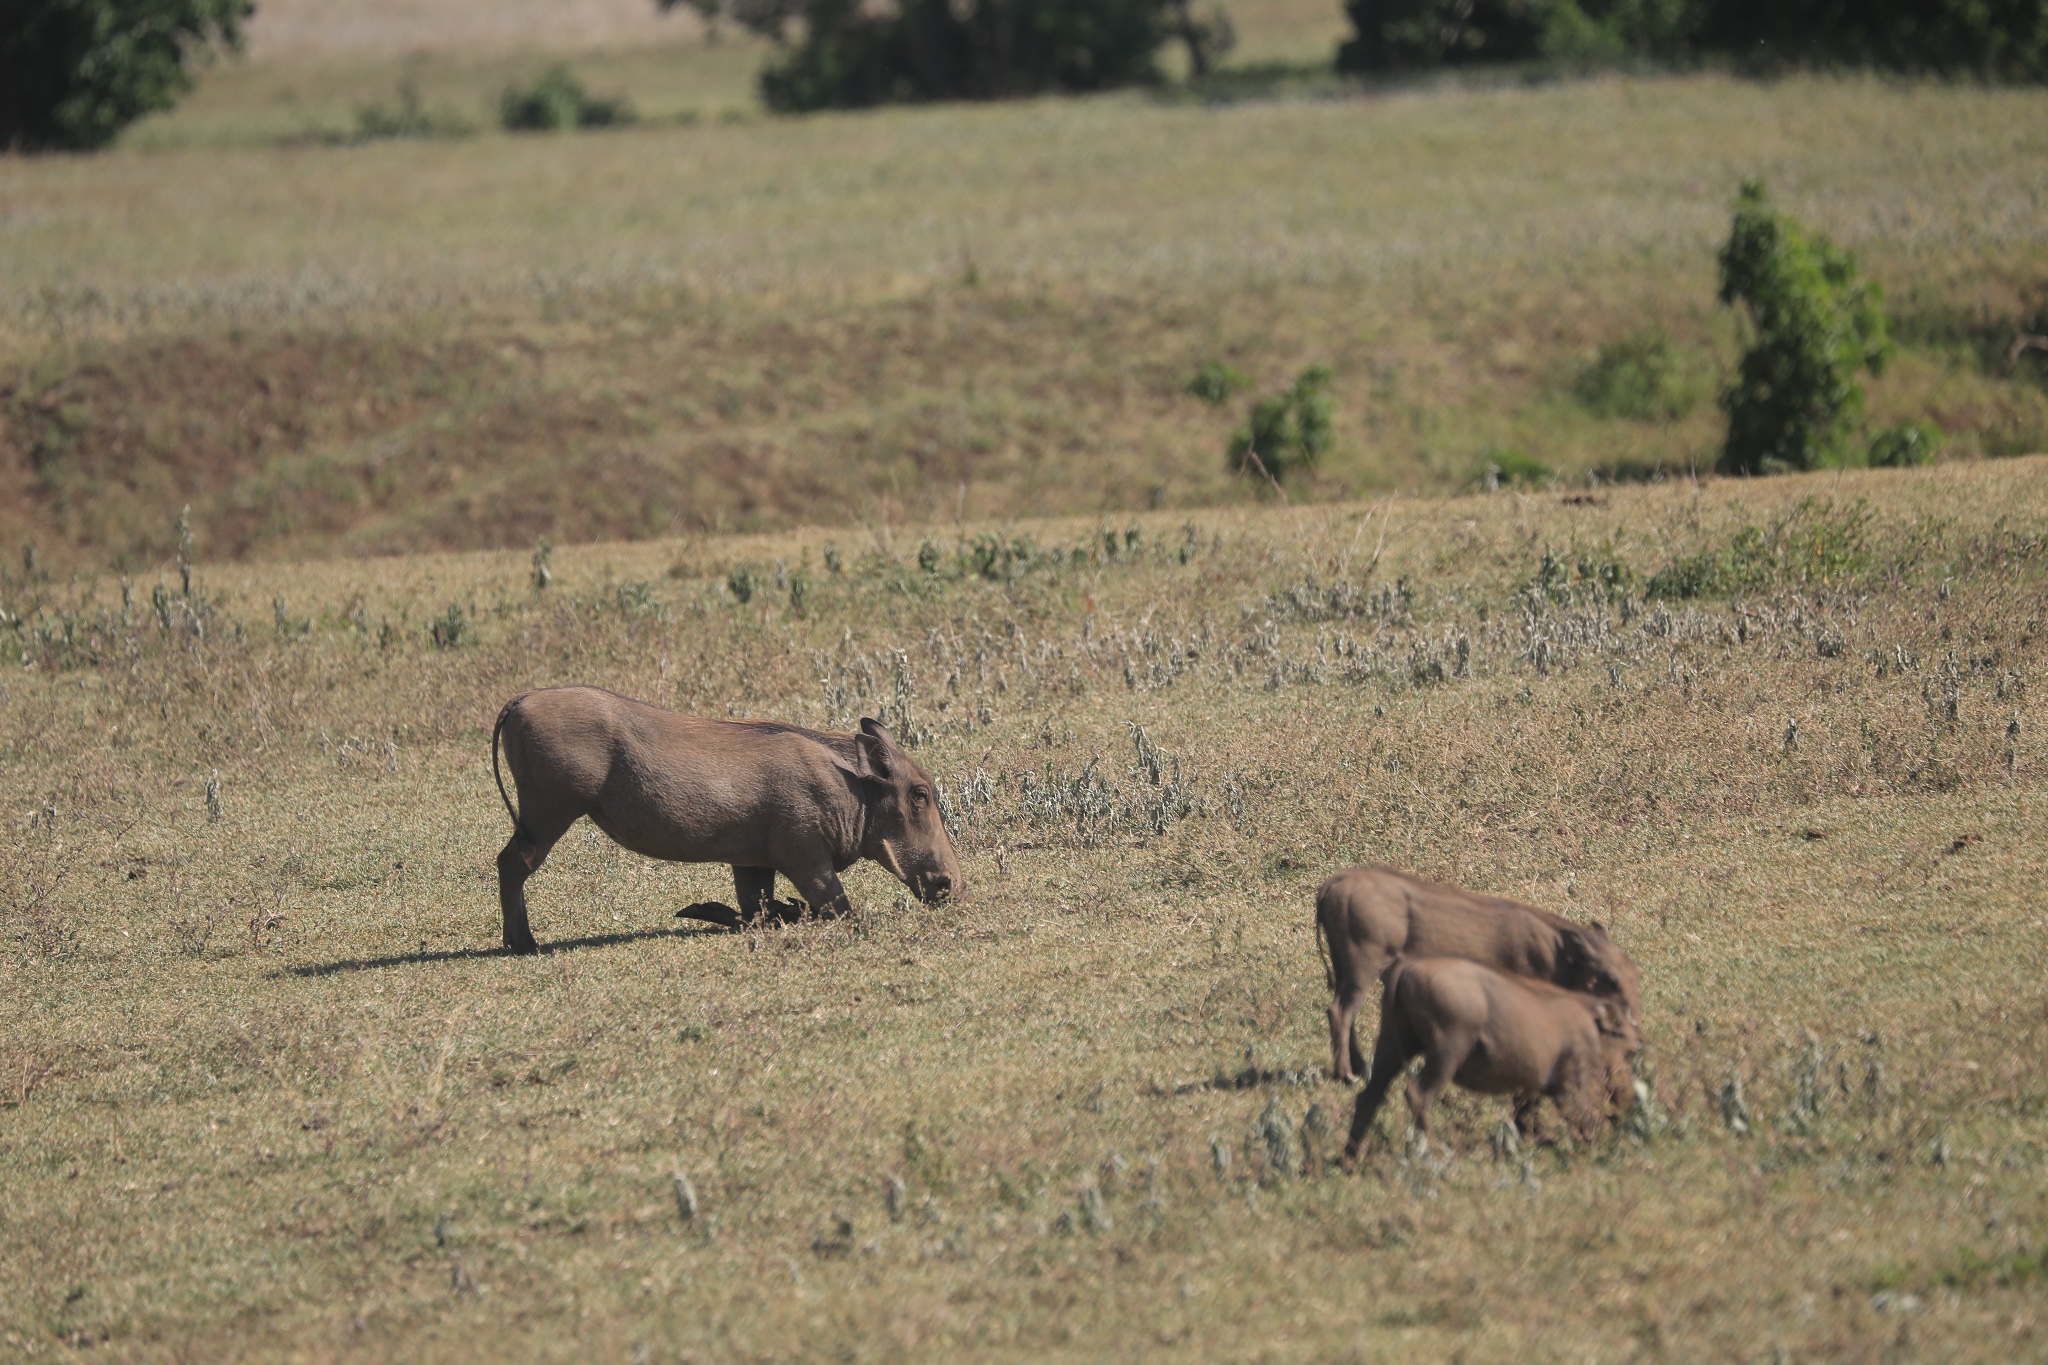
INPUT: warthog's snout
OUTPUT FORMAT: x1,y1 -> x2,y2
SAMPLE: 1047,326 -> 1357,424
915,870 -> 963,905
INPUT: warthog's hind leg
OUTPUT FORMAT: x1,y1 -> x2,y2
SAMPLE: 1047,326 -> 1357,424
1328,987 -> 1371,1083
497,831 -> 545,955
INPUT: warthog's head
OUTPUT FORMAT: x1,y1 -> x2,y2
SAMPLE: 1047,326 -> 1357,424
1589,997 -> 1644,1113
1559,922 -> 1642,1025
852,718 -> 965,905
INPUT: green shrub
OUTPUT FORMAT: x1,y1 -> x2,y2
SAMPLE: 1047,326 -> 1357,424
1482,448 -> 1556,488
1644,498 -> 1872,598
1,0 -> 250,151
499,66 -> 634,132
1716,179 -> 1890,476
1187,360 -> 1250,406
1573,329 -> 1699,422
1227,365 -> 1334,483
1866,421 -> 1942,468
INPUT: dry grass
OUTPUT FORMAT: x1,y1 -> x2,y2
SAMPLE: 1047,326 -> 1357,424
2,460 -> 2045,1359
4,68 -> 2046,564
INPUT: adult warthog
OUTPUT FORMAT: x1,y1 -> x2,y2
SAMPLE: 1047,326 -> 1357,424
1343,955 -> 1640,1157
1315,865 -> 1640,1082
490,686 -> 964,954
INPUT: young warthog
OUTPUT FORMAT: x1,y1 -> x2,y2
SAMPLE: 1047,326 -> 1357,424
491,687 -> 964,953
1343,956 -> 1640,1158
1315,864 -> 1640,1082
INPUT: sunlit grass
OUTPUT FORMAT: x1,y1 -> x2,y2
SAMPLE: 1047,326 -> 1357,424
2,460 -> 2046,1357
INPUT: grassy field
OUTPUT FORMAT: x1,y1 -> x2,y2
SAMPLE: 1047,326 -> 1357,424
2,34 -> 2045,565
2,457 -> 2046,1360
4,9 -> 2048,1357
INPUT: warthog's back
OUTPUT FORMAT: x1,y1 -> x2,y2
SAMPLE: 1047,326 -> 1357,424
1319,864 -> 1575,975
1387,956 -> 1607,1096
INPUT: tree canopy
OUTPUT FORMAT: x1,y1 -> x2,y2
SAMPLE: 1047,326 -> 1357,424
2,0 -> 251,152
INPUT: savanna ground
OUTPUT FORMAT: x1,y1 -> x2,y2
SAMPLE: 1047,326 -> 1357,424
4,464 -> 2047,1361
5,3 -> 2048,1360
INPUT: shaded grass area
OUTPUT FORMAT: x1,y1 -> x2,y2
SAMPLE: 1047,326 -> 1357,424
2,462 -> 2046,1358
3,74 -> 2047,564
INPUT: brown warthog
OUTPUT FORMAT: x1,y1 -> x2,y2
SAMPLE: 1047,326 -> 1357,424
1315,865 -> 1640,1082
490,686 -> 964,953
1343,956 -> 1640,1158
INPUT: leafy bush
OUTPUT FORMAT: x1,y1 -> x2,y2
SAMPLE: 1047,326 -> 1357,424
1187,360 -> 1250,406
1,0 -> 250,152
1481,448 -> 1556,488
710,0 -> 1179,112
1716,180 -> 1890,476
1866,420 -> 1942,468
1573,329 -> 1700,422
1228,365 -> 1334,483
499,66 -> 635,132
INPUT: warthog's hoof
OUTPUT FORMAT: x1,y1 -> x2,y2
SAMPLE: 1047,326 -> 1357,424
676,901 -> 744,930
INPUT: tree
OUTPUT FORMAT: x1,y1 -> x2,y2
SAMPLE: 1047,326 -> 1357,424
1715,180 -> 1889,475
2,0 -> 251,152
668,0 -> 1190,111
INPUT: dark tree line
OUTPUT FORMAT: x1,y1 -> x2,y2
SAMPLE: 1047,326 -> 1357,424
7,0 -> 2046,148
1337,0 -> 2048,79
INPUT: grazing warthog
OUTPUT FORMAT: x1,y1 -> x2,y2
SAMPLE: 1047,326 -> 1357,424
1343,956 -> 1640,1158
490,686 -> 964,954
1315,865 -> 1640,1082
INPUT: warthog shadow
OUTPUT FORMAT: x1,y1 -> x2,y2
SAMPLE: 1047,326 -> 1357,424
286,925 -> 728,978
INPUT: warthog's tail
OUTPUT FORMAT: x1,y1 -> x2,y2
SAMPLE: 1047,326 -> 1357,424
491,701 -> 527,840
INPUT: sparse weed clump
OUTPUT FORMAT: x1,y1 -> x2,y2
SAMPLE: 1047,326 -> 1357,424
352,77 -> 474,143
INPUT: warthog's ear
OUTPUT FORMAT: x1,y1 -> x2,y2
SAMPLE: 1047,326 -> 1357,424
1556,928 -> 1591,976
854,719 -> 896,783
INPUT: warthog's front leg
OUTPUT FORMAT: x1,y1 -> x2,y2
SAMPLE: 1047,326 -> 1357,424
675,867 -> 808,930
1345,1015 -> 1419,1159
734,866 -> 810,924
786,862 -> 855,921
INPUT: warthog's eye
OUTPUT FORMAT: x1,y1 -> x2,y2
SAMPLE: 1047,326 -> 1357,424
911,787 -> 929,807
